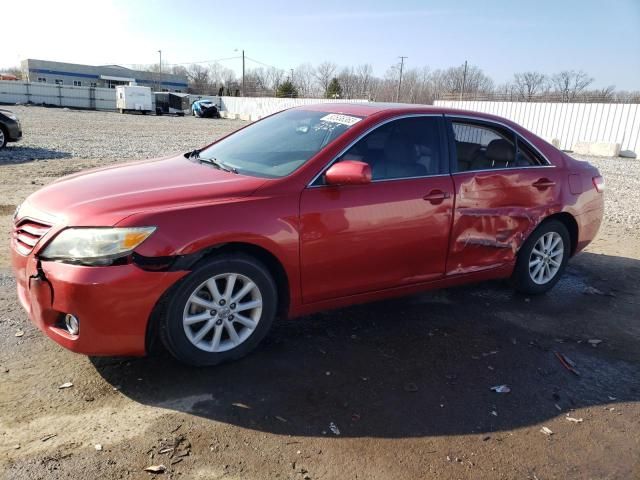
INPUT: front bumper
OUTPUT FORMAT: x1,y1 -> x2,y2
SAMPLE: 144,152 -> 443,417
5,121 -> 22,142
12,247 -> 187,356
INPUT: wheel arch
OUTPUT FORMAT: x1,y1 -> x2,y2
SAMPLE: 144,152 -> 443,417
543,212 -> 579,256
145,241 -> 291,354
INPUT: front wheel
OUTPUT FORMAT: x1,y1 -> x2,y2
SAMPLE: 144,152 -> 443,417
160,254 -> 277,366
512,219 -> 570,295
0,126 -> 7,148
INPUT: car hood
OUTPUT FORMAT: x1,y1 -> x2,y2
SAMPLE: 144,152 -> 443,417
23,154 -> 267,226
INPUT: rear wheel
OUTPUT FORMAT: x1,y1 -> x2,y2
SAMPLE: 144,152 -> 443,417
160,254 -> 277,366
0,126 -> 6,148
512,219 -> 570,295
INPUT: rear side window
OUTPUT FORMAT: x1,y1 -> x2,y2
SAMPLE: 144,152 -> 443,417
515,139 -> 545,166
452,122 -> 515,172
452,120 -> 546,171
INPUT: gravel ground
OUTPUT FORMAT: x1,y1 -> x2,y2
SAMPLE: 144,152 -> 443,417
1,105 -> 639,479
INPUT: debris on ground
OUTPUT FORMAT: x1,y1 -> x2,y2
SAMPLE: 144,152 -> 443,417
583,286 -> 605,295
540,426 -> 553,436
94,444 -> 103,451
554,352 -> 580,376
144,464 -> 167,473
40,433 -> 57,442
490,410 -> 498,417
232,402 -> 250,409
15,331 -> 24,337
566,416 -> 583,423
329,422 -> 341,436
588,339 -> 603,347
490,385 -> 511,393
58,382 -> 74,389
275,415 -> 288,423
403,382 -> 419,392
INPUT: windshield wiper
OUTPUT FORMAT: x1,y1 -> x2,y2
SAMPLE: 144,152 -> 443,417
198,156 -> 238,174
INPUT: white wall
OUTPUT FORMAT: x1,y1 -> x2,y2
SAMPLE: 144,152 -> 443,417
1,80 -> 369,121
435,100 -> 639,155
219,96 -> 369,121
0,80 -> 117,110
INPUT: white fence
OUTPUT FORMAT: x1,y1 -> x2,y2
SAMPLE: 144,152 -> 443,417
0,80 -> 116,110
218,96 -> 369,121
435,100 -> 639,155
0,80 -> 368,120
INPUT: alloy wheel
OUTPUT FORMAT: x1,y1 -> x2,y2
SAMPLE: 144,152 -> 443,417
528,231 -> 564,285
182,273 -> 263,352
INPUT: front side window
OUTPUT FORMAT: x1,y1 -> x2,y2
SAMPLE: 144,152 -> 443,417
316,116 -> 443,184
197,110 -> 363,178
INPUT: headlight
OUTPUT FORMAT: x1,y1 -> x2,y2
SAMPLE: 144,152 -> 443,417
41,227 -> 156,264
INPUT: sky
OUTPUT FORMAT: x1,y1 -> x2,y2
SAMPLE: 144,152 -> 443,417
3,0 -> 640,90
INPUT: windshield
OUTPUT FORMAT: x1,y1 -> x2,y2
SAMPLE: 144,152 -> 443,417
197,109 -> 363,178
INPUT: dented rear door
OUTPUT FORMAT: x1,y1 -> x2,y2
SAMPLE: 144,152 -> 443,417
445,117 -> 561,275
447,169 -> 559,275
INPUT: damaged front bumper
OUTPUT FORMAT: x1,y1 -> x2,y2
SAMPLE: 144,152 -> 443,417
12,247 -> 186,356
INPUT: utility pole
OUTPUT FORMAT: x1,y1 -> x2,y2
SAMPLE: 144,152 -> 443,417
157,50 -> 162,91
460,60 -> 468,101
242,50 -> 245,97
396,56 -> 407,102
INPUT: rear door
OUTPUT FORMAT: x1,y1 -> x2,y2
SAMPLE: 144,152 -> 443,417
445,117 -> 559,275
299,115 -> 455,304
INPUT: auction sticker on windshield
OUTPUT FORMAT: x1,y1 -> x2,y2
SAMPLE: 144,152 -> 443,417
320,113 -> 362,126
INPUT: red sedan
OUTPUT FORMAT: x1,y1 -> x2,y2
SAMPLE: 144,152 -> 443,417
11,104 -> 604,366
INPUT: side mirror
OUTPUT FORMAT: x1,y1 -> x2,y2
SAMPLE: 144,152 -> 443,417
325,160 -> 372,186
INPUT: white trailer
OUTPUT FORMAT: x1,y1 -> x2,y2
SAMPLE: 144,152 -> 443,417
115,85 -> 152,114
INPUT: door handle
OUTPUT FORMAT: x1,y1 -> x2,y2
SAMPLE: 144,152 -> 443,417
532,178 -> 556,189
423,190 -> 450,204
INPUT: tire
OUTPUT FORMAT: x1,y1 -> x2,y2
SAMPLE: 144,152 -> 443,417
512,219 -> 570,295
0,126 -> 7,149
159,254 -> 278,366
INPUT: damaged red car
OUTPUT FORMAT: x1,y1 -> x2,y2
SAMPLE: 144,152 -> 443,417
11,104 -> 604,366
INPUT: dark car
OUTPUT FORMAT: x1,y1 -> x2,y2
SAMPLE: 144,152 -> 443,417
192,99 -> 221,118
0,108 -> 22,148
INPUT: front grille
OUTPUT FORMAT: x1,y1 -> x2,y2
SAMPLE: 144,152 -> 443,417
12,219 -> 52,255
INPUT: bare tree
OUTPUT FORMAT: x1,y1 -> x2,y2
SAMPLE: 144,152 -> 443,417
0,65 -> 24,79
437,64 -> 494,98
170,65 -> 188,78
551,70 -> 594,102
355,64 -> 373,99
293,63 -> 316,97
187,64 -> 211,94
314,61 -> 337,96
513,71 -> 547,101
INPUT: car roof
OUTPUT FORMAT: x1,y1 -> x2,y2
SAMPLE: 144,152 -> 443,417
294,102 -> 522,129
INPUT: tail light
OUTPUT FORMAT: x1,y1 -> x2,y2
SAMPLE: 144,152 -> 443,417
592,175 -> 605,193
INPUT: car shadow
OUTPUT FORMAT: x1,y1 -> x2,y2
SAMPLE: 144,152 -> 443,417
91,251 -> 640,438
0,146 -> 72,164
